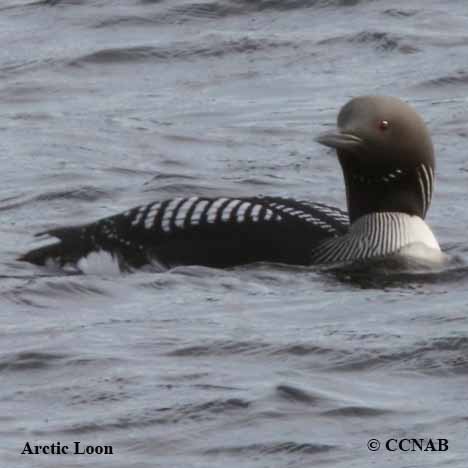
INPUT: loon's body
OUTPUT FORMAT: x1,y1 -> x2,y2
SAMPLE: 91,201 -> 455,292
19,96 -> 444,271
20,197 -> 349,269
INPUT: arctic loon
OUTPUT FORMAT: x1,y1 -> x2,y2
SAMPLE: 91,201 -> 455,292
19,96 -> 444,271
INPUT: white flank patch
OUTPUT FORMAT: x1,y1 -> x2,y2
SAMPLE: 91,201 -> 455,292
77,250 -> 122,275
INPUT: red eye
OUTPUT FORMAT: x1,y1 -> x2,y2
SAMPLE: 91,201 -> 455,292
379,120 -> 390,131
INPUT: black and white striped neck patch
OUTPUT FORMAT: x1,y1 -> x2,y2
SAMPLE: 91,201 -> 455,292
415,164 -> 434,218
310,212 -> 440,265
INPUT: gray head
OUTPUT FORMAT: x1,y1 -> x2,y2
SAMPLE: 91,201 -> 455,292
316,96 -> 435,223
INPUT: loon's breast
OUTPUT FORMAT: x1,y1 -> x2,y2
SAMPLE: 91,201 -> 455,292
310,212 -> 444,266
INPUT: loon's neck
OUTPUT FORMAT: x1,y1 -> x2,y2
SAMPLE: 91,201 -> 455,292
339,155 -> 435,223
310,212 -> 441,265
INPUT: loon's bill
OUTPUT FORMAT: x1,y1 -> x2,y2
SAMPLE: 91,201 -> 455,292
19,96 -> 444,272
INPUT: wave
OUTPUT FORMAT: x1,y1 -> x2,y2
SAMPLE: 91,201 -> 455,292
318,30 -> 419,54
330,336 -> 468,375
203,440 -> 336,455
36,397 -> 252,434
69,37 -> 295,67
0,351 -> 68,372
415,70 -> 468,89
134,0 -> 376,25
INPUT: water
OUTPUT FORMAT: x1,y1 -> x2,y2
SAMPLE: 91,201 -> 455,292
1,0 -> 468,466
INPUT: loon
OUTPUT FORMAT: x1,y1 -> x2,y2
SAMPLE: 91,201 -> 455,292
19,96 -> 444,271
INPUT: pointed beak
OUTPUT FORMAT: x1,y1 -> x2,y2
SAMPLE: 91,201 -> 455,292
315,130 -> 364,152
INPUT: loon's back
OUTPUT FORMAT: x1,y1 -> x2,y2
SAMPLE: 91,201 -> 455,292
19,196 -> 349,270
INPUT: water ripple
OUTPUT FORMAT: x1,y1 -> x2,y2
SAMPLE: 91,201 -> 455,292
51,397 -> 251,434
0,351 -> 68,372
69,37 -> 295,67
203,441 -> 337,455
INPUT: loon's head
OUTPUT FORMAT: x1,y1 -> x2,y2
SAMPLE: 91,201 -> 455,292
316,96 -> 435,223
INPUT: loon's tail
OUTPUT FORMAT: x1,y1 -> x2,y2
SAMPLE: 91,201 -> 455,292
18,226 -> 94,266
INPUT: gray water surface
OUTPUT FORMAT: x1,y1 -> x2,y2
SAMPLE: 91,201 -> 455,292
1,1 -> 468,467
